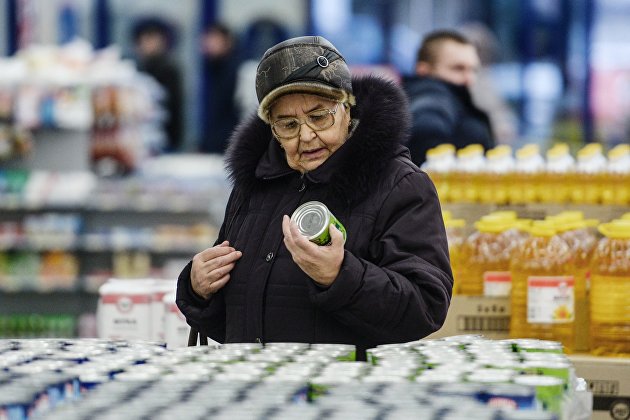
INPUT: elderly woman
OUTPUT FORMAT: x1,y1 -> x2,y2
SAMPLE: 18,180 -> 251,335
176,36 -> 453,359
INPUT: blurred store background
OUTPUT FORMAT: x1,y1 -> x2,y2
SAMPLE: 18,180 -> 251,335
0,0 -> 627,153
0,0 -> 629,340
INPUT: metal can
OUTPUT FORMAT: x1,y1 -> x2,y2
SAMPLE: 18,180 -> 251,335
290,201 -> 347,246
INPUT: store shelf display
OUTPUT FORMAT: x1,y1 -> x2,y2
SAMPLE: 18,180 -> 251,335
0,336 -> 593,419
424,142 -> 630,206
0,39 -> 165,174
0,156 -> 229,336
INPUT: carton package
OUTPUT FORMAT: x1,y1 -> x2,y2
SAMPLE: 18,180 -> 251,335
428,295 -> 511,339
568,354 -> 630,420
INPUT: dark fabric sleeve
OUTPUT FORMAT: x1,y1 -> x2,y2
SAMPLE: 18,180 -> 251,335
176,260 -> 227,343
173,188 -> 242,343
407,93 -> 458,165
307,170 -> 453,344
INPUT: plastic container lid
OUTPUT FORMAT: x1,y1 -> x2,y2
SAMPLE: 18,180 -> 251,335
608,144 -> 630,160
474,218 -> 514,234
598,220 -> 630,239
528,220 -> 557,237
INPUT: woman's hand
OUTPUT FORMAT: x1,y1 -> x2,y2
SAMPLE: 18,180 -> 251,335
282,215 -> 345,287
191,241 -> 242,299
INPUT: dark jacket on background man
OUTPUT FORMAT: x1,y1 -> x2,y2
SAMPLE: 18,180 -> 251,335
200,54 -> 239,154
138,53 -> 183,152
176,76 -> 453,358
402,76 -> 494,165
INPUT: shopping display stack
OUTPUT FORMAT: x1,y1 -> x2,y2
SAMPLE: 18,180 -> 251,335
427,142 -> 630,420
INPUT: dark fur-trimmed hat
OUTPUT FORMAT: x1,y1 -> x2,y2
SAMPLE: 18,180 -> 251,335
255,36 -> 355,123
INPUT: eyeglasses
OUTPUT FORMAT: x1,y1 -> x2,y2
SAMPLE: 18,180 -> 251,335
271,103 -> 340,140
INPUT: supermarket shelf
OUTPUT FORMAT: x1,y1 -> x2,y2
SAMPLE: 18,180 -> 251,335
0,290 -> 98,315
442,202 -> 630,228
0,202 -> 213,214
0,243 -> 206,254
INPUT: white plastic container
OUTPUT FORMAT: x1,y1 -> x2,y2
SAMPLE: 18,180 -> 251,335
97,279 -> 154,340
151,279 -> 177,342
163,291 -> 190,349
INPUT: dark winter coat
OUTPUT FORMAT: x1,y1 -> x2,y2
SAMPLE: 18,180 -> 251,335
402,76 -> 495,165
176,76 -> 453,358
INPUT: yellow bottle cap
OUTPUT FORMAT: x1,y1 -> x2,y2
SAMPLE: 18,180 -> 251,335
436,143 -> 456,154
487,145 -> 512,159
577,142 -> 603,158
608,144 -> 630,160
474,218 -> 514,233
547,211 -> 584,223
546,143 -> 570,159
457,144 -> 484,157
528,220 -> 557,237
482,211 -> 518,221
598,220 -> 630,239
516,144 -> 540,159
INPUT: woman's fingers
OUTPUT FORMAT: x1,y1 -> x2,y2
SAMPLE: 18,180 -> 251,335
191,244 -> 242,298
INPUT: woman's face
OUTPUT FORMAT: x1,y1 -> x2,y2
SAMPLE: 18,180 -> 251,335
269,93 -> 350,173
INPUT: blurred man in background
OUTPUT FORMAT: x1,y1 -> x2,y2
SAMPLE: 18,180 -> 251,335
199,22 -> 239,154
133,17 -> 183,152
403,30 -> 495,165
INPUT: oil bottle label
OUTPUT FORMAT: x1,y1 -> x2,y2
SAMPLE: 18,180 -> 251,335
483,271 -> 512,297
527,276 -> 575,323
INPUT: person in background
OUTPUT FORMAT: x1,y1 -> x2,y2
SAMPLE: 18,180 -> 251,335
403,29 -> 495,165
199,22 -> 239,154
176,36 -> 453,360
132,17 -> 183,152
234,18 -> 289,120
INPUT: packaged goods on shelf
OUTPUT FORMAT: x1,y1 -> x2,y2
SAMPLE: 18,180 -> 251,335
97,278 -> 182,343
479,145 -> 515,204
458,212 -> 521,296
569,354 -> 630,420
442,211 -> 466,294
425,142 -> 630,206
0,314 -> 75,338
0,38 -> 165,171
0,336 -> 591,419
441,209 -> 630,356
589,219 -> 630,357
163,292 -> 189,349
428,295 -> 511,339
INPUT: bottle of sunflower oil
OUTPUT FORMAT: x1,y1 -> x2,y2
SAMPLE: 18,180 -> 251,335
509,220 -> 578,353
442,211 -> 466,295
510,144 -> 545,204
571,143 -> 607,204
458,216 -> 516,296
449,144 -> 485,203
541,143 -> 574,204
602,144 -> 630,205
421,144 -> 456,203
479,145 -> 514,205
548,212 -> 598,352
483,211 -> 531,250
590,220 -> 630,356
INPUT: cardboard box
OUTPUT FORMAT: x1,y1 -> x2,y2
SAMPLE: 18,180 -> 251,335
428,295 -> 590,352
428,295 -> 511,339
569,354 -> 630,420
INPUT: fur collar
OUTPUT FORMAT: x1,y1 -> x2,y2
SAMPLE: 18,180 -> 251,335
224,75 -> 411,205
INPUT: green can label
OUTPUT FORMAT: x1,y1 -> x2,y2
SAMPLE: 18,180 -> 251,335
291,201 -> 347,246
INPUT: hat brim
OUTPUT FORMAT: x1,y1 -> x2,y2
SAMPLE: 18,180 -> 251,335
257,81 -> 356,123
